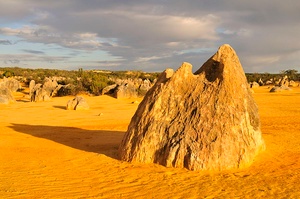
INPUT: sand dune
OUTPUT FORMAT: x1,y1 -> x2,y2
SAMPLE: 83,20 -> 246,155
1,87 -> 300,198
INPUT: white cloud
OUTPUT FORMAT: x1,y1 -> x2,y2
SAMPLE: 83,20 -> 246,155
135,55 -> 169,63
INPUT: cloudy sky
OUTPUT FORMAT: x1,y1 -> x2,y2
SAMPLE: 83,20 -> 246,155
0,0 -> 300,72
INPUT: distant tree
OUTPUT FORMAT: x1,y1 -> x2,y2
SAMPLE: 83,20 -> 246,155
78,68 -> 84,78
3,70 -> 14,77
281,69 -> 298,80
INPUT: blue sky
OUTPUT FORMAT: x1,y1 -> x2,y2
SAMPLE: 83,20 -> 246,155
1,1 -> 300,72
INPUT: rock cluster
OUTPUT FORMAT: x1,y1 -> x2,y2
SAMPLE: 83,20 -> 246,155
102,78 -> 154,99
251,77 -> 299,88
277,76 -> 289,87
30,78 -> 69,102
119,44 -> 265,171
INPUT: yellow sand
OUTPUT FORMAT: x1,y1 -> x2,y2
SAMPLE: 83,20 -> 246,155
1,87 -> 300,198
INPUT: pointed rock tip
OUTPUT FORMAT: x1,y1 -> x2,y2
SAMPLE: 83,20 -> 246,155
219,43 -> 233,49
194,44 -> 241,79
217,44 -> 235,52
164,68 -> 174,79
154,68 -> 174,84
173,62 -> 193,76
215,44 -> 237,59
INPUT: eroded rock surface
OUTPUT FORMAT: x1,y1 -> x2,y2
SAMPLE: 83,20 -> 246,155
119,44 -> 265,171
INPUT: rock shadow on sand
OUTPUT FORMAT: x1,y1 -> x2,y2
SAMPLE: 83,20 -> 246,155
8,123 -> 125,159
53,105 -> 67,110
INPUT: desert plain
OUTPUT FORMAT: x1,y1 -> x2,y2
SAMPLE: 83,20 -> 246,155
1,86 -> 300,198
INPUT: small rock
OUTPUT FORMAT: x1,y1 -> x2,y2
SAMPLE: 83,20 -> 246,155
66,96 -> 89,110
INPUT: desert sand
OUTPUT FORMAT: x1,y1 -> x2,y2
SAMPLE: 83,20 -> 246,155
1,86 -> 300,198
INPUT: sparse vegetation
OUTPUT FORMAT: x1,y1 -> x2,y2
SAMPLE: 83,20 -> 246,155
245,70 -> 299,83
0,67 -> 160,96
1,67 -> 298,95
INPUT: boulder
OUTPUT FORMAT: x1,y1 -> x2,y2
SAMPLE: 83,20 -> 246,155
30,78 -> 58,102
119,44 -> 265,171
56,84 -> 73,96
103,78 -> 154,98
250,82 -> 259,88
270,86 -> 291,92
258,78 -> 264,86
66,96 -> 89,110
43,77 -> 58,97
113,82 -> 137,99
0,85 -> 15,104
138,79 -> 152,96
265,80 -> 273,85
30,83 -> 51,102
289,80 -> 298,87
34,87 -> 51,102
29,80 -> 35,101
2,78 -> 21,92
277,75 -> 289,87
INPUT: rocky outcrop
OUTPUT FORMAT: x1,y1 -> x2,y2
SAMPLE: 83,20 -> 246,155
66,96 -> 89,110
119,44 -> 265,171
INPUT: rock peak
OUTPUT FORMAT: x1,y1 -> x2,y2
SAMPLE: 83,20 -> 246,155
119,44 -> 265,171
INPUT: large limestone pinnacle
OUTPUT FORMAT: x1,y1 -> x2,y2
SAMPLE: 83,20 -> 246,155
119,44 -> 265,171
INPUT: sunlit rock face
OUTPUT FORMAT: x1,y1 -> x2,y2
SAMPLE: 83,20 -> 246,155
119,44 -> 265,171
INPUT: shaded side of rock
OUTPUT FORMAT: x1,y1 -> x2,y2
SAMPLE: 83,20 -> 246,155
102,84 -> 117,95
56,85 -> 74,97
119,44 -> 265,171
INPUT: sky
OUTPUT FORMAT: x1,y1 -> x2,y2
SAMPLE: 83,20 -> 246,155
0,0 -> 300,73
